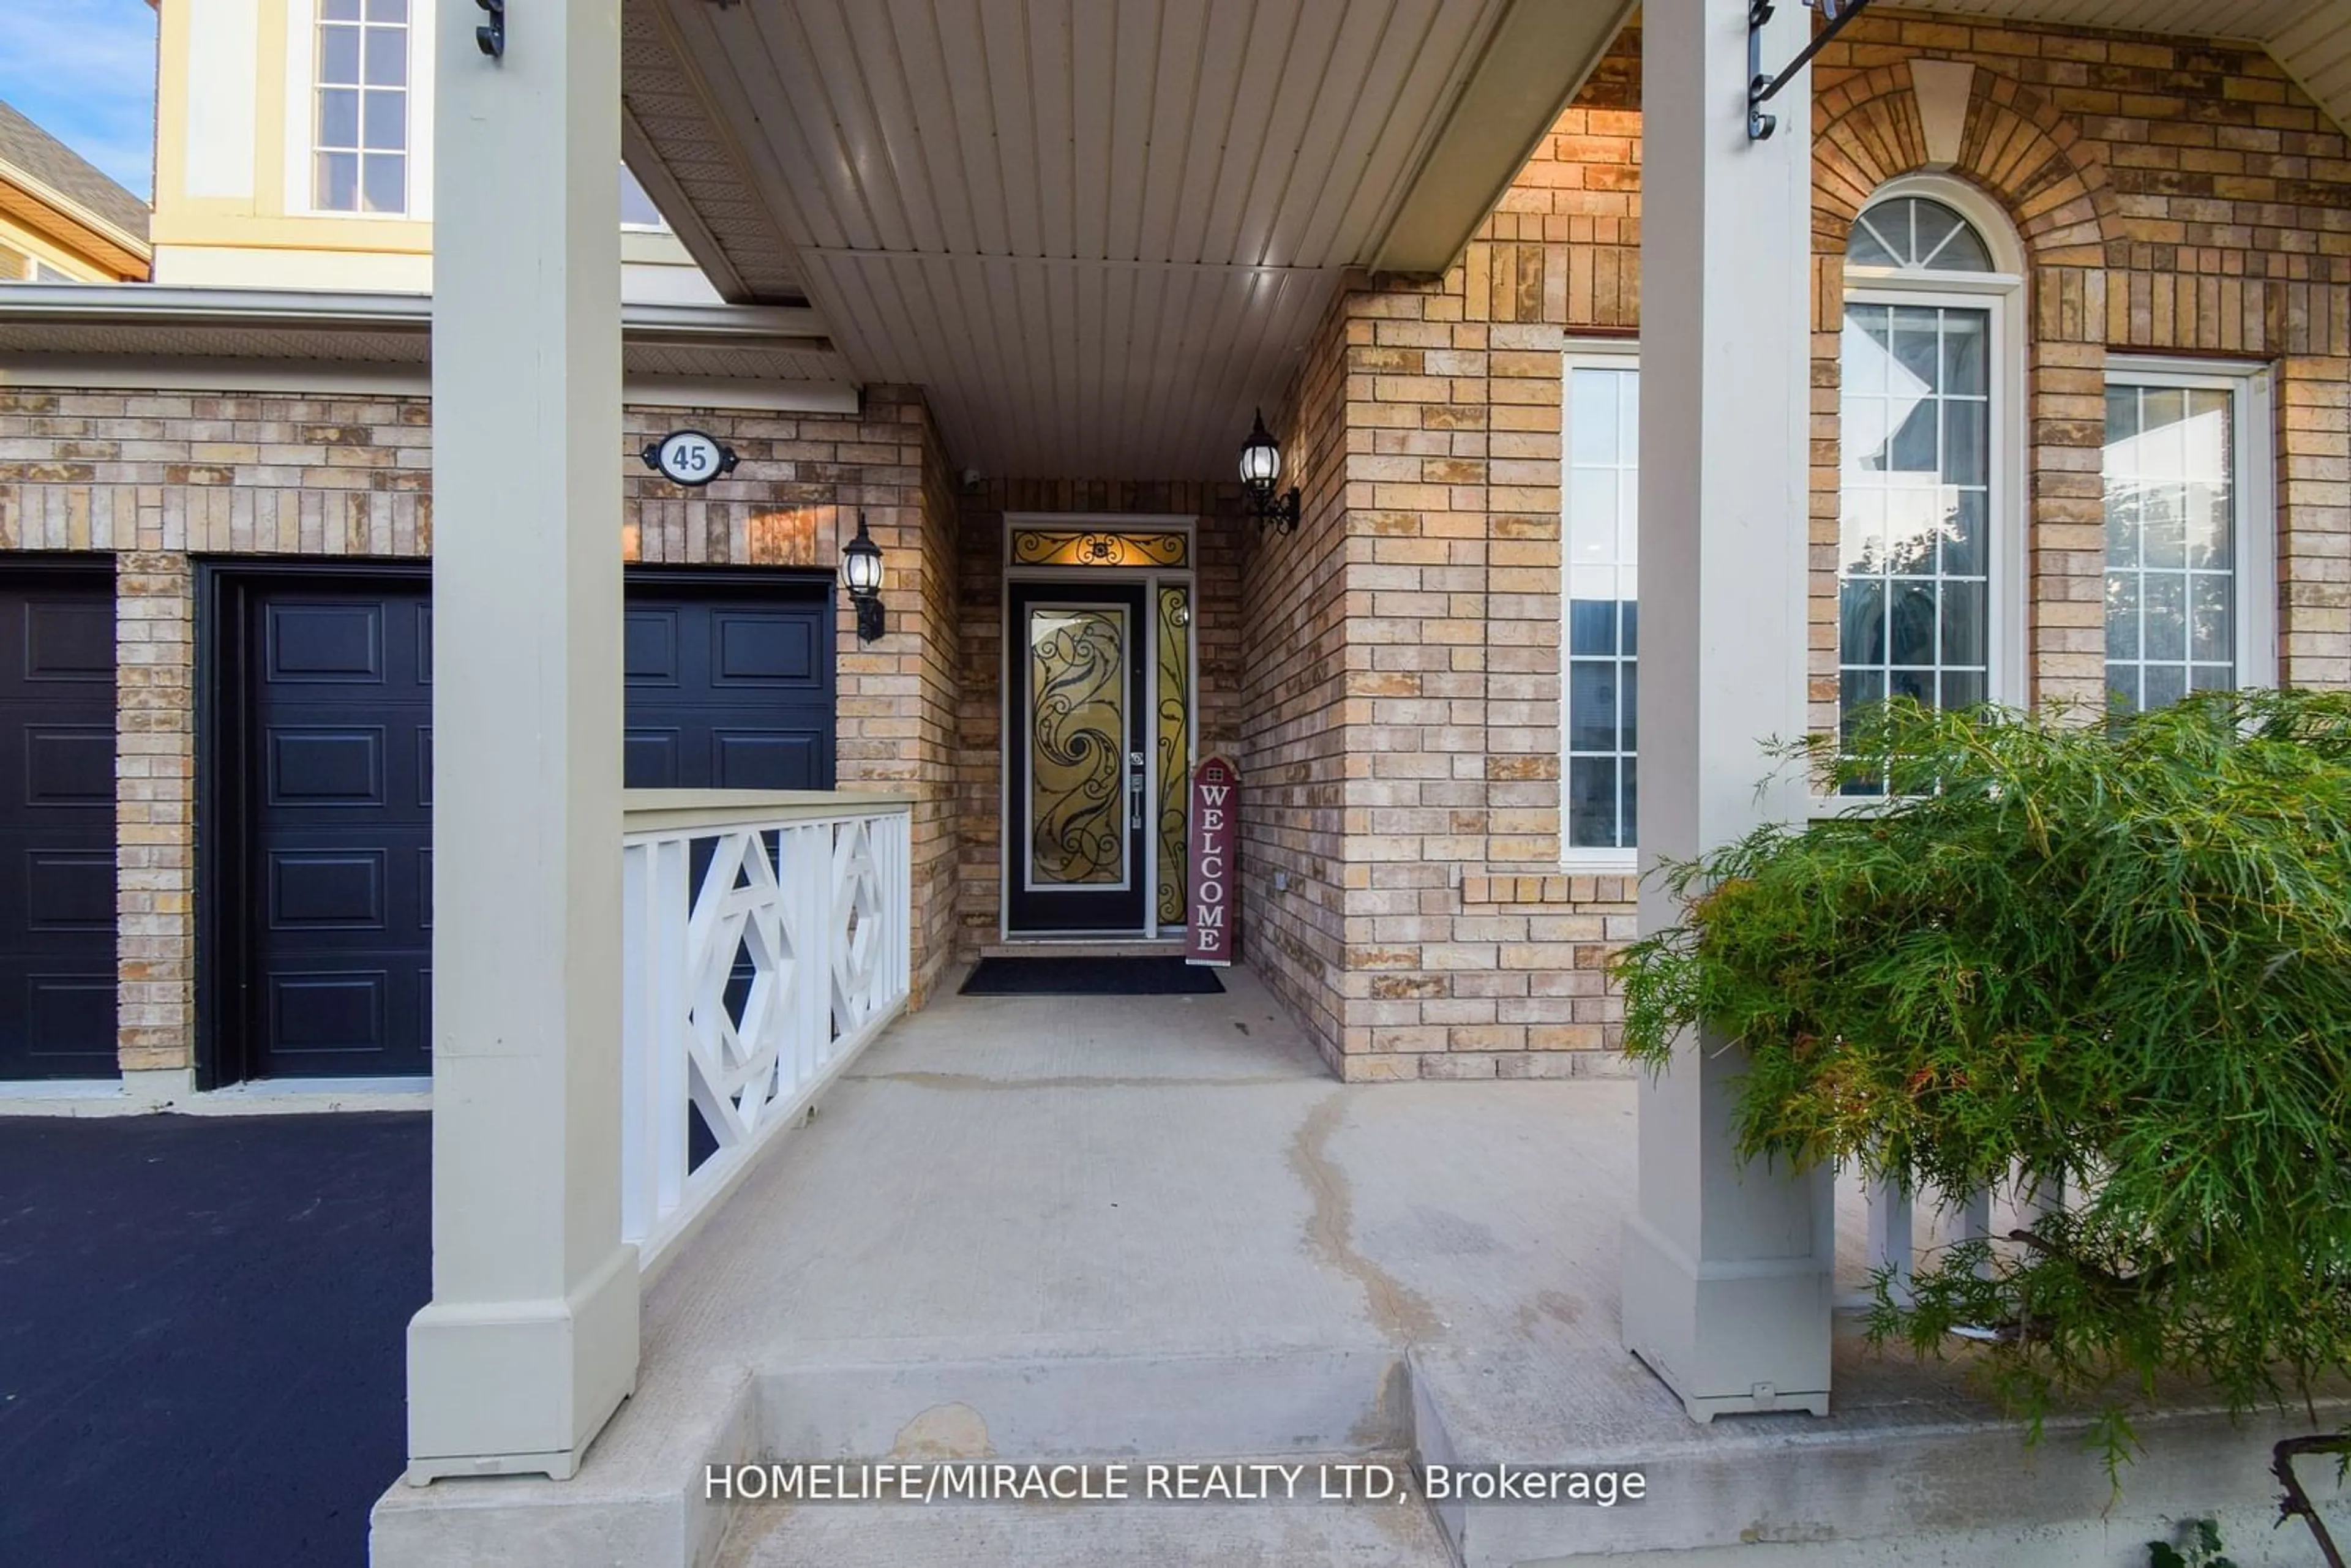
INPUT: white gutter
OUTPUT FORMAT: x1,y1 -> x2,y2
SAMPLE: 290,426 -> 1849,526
0,283 -> 828,344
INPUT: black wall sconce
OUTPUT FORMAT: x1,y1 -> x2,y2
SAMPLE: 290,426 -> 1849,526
841,512 -> 886,643
1238,408 -> 1300,535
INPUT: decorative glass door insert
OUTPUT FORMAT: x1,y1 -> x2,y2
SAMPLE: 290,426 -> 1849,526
1027,606 -> 1130,889
1008,582 -> 1150,932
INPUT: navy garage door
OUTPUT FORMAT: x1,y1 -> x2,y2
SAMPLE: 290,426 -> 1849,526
0,565 -> 116,1081
220,571 -> 833,1082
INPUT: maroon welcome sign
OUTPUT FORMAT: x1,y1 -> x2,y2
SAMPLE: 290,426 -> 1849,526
1185,755 -> 1238,966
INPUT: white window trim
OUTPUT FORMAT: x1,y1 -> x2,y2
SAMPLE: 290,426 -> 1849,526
620,165 -> 673,234
284,0 -> 435,222
1559,344 -> 1641,871
1818,175 -> 2028,818
2102,356 -> 2278,694
1838,279 -> 2028,717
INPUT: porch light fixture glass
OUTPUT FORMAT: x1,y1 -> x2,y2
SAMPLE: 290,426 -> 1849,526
841,512 -> 885,643
1238,408 -> 1300,535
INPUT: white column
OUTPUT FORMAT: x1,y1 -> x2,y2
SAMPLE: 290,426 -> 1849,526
405,0 -> 636,1482
1619,0 -> 1833,1422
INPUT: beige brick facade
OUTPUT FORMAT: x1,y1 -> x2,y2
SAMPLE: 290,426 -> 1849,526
0,383 -> 961,1078
1239,8 -> 2350,1080
2,8 -> 2346,1090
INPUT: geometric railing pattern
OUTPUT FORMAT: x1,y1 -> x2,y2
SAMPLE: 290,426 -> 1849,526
620,800 -> 911,1269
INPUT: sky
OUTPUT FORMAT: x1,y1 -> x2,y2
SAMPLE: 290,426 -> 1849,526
0,1 -> 160,201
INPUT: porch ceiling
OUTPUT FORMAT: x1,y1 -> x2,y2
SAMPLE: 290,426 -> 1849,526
620,0 -> 1629,481
618,0 -> 2351,481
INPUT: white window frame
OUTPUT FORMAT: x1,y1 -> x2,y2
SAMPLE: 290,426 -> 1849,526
1825,175 -> 2028,810
285,0 -> 436,221
620,164 -> 673,233
2101,356 -> 2278,699
1559,345 -> 1641,870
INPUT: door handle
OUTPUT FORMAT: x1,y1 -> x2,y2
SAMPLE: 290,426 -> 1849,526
1128,751 -> 1146,831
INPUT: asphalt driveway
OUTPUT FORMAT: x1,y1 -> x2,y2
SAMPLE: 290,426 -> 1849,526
0,1112 -> 428,1567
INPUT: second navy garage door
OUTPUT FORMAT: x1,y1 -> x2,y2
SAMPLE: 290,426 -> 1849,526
209,568 -> 834,1083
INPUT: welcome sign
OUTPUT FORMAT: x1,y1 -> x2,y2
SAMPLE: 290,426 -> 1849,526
1186,756 -> 1237,966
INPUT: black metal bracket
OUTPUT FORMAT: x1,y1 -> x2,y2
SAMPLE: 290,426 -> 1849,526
1249,487 -> 1301,536
1749,0 -> 1875,140
476,0 -> 505,58
853,596 -> 885,643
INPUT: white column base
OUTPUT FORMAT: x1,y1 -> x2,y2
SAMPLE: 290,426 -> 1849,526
1621,1209 -> 1832,1424
404,1241 -> 640,1484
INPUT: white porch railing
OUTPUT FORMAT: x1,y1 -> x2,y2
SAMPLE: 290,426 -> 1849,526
619,791 -> 912,1270
1849,1168 -> 2066,1312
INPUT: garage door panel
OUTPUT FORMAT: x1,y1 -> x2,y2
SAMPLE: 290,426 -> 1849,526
26,850 -> 114,929
266,970 -> 391,1058
269,850 -> 387,929
713,612 -> 819,686
626,727 -> 681,787
0,568 -> 116,1081
268,727 -> 386,806
626,609 -> 682,685
23,600 -> 113,680
20,972 -> 113,1063
267,601 -> 385,683
711,730 -> 825,790
24,726 -> 113,805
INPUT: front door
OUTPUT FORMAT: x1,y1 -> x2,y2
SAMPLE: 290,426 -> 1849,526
1006,581 -> 1149,934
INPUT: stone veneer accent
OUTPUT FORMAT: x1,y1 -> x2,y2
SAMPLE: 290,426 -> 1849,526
0,384 -> 960,1078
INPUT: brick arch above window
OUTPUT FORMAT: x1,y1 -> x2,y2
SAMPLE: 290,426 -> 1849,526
1813,62 -> 2114,272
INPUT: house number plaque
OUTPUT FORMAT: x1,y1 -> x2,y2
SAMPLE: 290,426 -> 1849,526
640,429 -> 739,487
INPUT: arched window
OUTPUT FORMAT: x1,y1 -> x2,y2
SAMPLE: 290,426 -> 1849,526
1838,180 -> 2022,782
1844,197 -> 1995,272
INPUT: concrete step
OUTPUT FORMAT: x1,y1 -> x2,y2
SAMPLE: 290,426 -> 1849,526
756,1344 -> 1408,1463
713,1453 -> 1458,1568
1406,1340 -> 2351,1568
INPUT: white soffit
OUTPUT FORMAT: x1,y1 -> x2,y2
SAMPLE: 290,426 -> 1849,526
639,0 -> 1625,480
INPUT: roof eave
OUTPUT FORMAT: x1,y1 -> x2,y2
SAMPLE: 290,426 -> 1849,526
1365,0 -> 1638,279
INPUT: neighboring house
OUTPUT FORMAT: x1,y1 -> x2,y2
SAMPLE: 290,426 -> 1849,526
0,1 -> 2345,1111
0,99 -> 152,283
149,0 -> 715,301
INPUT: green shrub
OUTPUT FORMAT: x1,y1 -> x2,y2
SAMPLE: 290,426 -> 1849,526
1613,690 -> 2351,1473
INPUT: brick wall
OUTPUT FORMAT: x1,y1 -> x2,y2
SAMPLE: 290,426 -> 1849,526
951,481 -> 1244,956
1237,290 -> 1355,1060
1283,7 -> 2349,1080
1809,9 -> 2351,719
0,383 -> 961,1077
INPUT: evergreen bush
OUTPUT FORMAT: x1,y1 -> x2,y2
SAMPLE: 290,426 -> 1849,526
1613,690 -> 2351,1474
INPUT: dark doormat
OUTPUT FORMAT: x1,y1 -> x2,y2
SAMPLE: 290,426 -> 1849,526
959,956 -> 1226,996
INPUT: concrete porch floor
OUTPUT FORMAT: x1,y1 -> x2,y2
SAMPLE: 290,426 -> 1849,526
372,967 -> 2347,1567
